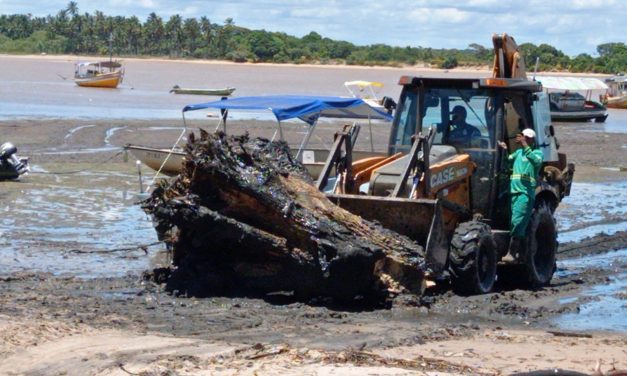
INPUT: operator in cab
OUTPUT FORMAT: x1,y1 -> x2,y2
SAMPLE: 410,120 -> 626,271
448,105 -> 481,148
498,128 -> 544,261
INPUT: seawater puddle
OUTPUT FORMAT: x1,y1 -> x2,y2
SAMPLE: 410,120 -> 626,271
556,248 -> 627,278
553,248 -> 627,333
65,124 -> 97,140
555,180 -> 627,240
559,222 -> 627,244
0,164 -> 161,278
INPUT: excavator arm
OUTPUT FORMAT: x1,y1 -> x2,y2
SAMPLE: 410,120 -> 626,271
492,33 -> 527,79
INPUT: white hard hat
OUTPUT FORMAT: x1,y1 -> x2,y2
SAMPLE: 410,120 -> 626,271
522,128 -> 536,138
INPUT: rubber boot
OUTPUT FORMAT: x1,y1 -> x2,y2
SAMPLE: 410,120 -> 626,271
502,237 -> 521,262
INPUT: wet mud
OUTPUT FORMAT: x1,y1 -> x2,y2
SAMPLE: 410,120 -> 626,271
0,117 -> 626,374
0,231 -> 625,358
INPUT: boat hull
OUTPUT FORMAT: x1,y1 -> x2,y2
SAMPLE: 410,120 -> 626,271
550,109 -> 608,122
126,146 -> 185,176
170,87 -> 236,96
550,99 -> 608,122
75,71 -> 123,88
126,145 -> 383,180
605,95 -> 627,109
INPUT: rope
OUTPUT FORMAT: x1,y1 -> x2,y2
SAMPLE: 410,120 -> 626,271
147,127 -> 187,190
29,150 -> 125,175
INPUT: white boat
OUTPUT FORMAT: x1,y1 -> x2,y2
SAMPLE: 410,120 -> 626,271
344,80 -> 396,114
125,95 -> 393,180
124,145 -> 184,176
603,74 -> 627,109
536,76 -> 608,122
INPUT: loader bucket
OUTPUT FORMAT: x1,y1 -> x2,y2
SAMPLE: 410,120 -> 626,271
325,194 -> 449,273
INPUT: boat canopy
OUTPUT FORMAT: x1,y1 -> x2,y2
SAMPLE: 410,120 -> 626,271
344,80 -> 384,88
606,74 -> 626,83
76,61 -> 122,68
182,95 -> 393,124
536,76 -> 608,91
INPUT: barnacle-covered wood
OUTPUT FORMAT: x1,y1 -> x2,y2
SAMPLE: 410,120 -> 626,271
142,130 -> 426,301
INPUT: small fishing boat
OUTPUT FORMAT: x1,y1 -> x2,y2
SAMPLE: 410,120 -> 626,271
74,61 -> 124,88
603,74 -> 627,109
344,80 -> 396,114
169,85 -> 236,96
537,76 -> 608,122
125,95 -> 393,179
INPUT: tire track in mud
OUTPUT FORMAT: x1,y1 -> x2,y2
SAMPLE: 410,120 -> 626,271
558,231 -> 627,259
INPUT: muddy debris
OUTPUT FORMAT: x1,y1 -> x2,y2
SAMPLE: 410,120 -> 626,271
142,131 -> 427,303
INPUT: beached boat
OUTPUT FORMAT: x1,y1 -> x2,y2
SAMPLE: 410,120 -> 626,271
536,76 -> 608,122
125,95 -> 393,179
74,61 -> 124,88
169,85 -> 236,96
344,80 -> 396,114
548,92 -> 608,122
603,74 -> 627,109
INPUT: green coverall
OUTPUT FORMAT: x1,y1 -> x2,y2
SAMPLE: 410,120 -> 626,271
508,145 -> 543,238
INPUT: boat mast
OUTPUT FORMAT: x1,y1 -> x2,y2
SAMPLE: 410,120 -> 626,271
108,33 -> 113,63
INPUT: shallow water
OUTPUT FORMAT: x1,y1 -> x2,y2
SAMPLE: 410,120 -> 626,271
555,181 -> 627,242
0,163 -> 160,278
0,56 -> 415,121
1,56 -> 626,135
554,249 -> 627,332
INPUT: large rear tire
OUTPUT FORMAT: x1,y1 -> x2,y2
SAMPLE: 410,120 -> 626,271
524,202 -> 557,287
449,221 -> 497,295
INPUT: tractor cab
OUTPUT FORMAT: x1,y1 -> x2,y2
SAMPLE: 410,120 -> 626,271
374,76 -> 564,224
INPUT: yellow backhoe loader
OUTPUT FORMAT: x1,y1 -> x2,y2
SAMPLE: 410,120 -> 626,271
317,34 -> 574,294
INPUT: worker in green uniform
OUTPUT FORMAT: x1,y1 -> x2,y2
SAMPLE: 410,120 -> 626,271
498,128 -> 544,261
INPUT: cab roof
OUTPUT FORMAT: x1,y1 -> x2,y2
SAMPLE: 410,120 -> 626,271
398,75 -> 542,92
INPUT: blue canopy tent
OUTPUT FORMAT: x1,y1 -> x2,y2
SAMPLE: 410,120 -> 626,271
182,95 -> 392,123
182,95 -> 393,156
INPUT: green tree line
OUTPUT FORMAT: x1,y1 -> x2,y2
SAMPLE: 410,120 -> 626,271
1,2 -> 625,73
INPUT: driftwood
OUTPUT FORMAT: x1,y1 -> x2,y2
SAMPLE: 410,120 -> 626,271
142,130 -> 426,302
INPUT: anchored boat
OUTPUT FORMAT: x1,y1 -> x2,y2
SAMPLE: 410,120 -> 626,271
344,80 -> 396,114
603,74 -> 627,109
169,85 -> 236,96
536,76 -> 608,122
74,61 -> 124,88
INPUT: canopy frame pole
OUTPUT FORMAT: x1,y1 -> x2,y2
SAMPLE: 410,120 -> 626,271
296,122 -> 318,160
221,108 -> 228,133
278,120 -> 284,141
368,115 -> 374,152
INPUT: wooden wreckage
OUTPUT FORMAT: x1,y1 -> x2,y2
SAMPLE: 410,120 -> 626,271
142,130 -> 427,302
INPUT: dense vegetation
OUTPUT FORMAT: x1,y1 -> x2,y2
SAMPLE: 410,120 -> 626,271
1,2 -> 625,73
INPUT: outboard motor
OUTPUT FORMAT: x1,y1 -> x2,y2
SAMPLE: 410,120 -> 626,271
0,142 -> 29,180
381,96 -> 397,114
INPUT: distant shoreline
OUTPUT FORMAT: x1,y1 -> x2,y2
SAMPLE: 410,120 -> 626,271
0,52 -> 489,72
0,52 -> 610,77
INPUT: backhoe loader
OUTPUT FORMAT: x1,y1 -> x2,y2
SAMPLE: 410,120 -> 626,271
317,34 -> 574,294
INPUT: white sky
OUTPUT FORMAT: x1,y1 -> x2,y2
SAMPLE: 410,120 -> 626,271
2,0 -> 626,56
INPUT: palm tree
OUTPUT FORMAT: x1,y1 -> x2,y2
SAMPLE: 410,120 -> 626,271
66,1 -> 78,17
165,14 -> 183,57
